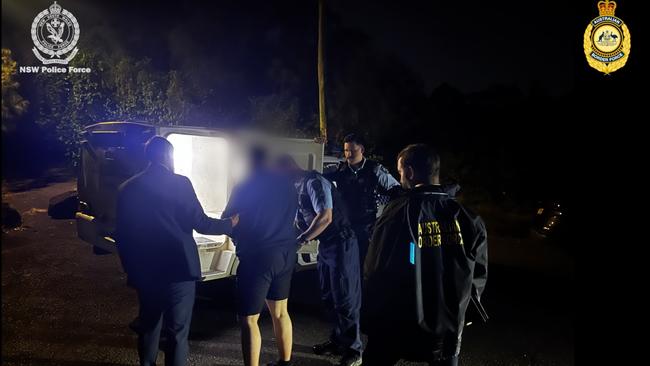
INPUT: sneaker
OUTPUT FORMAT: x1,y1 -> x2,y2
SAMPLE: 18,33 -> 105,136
313,340 -> 345,356
338,351 -> 362,366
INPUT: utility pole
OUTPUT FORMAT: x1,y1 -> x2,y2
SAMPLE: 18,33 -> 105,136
317,0 -> 327,143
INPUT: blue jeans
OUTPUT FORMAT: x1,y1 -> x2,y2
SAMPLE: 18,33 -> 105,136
135,281 -> 196,366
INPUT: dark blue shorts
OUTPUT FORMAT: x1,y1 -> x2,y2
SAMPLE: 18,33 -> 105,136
236,247 -> 297,316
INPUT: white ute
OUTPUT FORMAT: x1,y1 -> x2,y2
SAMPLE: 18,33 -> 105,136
76,121 -> 324,281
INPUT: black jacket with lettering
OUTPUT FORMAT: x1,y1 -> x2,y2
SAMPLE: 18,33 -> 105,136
362,184 -> 488,358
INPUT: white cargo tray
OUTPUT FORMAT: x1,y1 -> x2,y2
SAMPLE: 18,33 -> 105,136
196,237 -> 235,281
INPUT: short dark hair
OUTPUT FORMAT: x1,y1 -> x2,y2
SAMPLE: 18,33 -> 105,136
343,133 -> 365,147
397,144 -> 440,178
249,144 -> 269,168
144,136 -> 173,164
275,153 -> 299,170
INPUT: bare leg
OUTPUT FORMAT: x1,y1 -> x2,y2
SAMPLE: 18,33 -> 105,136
266,299 -> 293,362
240,314 -> 262,366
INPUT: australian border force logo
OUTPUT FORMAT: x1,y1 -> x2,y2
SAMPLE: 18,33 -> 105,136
584,1 -> 631,74
31,1 -> 80,65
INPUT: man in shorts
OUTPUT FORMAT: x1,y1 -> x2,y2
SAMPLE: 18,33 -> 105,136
222,145 -> 299,366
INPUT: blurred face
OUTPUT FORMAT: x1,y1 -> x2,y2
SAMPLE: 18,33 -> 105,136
163,149 -> 175,172
344,142 -> 364,165
274,158 -> 302,181
397,157 -> 415,189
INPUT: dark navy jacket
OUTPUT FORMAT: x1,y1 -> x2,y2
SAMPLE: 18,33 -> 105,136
115,163 -> 233,288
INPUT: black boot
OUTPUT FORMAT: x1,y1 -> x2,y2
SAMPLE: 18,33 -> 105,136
313,340 -> 345,356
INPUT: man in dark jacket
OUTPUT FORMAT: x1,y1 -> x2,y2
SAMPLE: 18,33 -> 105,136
116,136 -> 238,366
362,144 -> 488,366
222,146 -> 300,366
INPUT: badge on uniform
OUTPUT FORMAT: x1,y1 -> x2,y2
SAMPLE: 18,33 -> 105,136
583,0 -> 631,75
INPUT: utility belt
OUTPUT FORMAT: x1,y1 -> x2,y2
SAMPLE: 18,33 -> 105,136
318,225 -> 355,243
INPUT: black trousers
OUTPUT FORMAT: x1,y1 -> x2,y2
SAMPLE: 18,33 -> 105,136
135,281 -> 196,366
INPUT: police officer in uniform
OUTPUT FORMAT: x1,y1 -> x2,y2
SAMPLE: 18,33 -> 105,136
325,134 -> 400,268
278,155 -> 363,366
362,144 -> 488,366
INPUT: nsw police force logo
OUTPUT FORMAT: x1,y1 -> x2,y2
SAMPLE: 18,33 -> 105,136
31,1 -> 80,65
583,0 -> 631,74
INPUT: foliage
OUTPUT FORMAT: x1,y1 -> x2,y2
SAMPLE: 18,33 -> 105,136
1,49 -> 30,131
33,51 -> 191,164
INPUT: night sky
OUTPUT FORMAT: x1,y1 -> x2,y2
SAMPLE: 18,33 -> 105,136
2,0 -> 613,96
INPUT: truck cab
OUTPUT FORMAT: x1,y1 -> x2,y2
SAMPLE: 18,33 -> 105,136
76,121 -> 323,281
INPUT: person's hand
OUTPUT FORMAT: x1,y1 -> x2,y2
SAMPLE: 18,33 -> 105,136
230,214 -> 240,228
297,233 -> 310,245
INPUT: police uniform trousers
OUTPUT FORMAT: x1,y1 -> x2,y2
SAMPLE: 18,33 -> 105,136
351,220 -> 374,270
317,234 -> 363,353
135,281 -> 196,366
